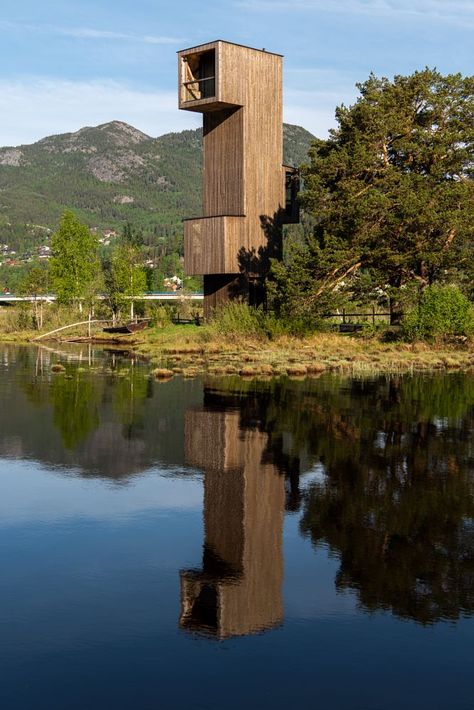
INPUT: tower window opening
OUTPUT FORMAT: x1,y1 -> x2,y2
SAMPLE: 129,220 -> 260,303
284,169 -> 300,223
182,50 -> 216,102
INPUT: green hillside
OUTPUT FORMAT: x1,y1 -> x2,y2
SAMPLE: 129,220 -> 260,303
0,121 -> 315,250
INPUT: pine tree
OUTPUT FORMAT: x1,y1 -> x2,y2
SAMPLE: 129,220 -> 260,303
272,69 -> 474,323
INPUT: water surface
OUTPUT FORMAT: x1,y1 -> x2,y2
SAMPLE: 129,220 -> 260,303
1,344 -> 473,709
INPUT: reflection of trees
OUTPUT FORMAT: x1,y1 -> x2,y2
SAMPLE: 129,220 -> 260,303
296,374 -> 474,625
50,362 -> 152,451
8,345 -> 196,478
302,470 -> 474,624
111,363 -> 152,440
21,350 -> 51,408
10,347 -> 474,625
50,373 -> 101,449
205,374 -> 474,624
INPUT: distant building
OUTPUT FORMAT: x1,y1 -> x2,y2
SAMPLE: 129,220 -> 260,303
164,275 -> 183,291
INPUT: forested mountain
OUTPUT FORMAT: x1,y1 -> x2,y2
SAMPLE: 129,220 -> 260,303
0,121 -> 314,250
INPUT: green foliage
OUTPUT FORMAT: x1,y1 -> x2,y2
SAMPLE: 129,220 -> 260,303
268,238 -> 346,322
0,263 -> 26,293
19,263 -> 49,297
122,222 -> 144,248
152,305 -> 173,328
273,68 -> 474,324
209,300 -> 312,340
112,247 -> 147,299
210,301 -> 268,339
50,211 -> 100,306
402,285 -> 474,341
2,303 -> 32,331
19,263 -> 50,329
102,224 -> 147,320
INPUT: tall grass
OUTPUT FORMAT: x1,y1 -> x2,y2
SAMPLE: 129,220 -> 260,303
209,302 -> 268,339
209,302 -> 294,340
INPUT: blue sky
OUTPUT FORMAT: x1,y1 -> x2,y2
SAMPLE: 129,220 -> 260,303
0,0 -> 473,146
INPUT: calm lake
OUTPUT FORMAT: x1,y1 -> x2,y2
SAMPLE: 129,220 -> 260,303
1,344 -> 473,710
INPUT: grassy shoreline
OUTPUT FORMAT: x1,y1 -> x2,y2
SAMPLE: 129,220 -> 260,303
2,323 -> 473,377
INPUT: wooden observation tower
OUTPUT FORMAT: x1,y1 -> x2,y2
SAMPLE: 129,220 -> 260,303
178,40 -> 298,317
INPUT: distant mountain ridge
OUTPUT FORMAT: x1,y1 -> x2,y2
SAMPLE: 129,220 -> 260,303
0,120 -> 315,249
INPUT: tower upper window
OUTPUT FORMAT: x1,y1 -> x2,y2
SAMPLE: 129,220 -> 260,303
182,49 -> 216,103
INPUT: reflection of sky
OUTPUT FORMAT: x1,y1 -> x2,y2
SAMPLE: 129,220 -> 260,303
1,445 -> 474,708
0,459 -> 203,525
0,456 -> 205,664
284,515 -> 358,621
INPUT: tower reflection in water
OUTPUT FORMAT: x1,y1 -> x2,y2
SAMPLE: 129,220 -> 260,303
180,394 -> 285,639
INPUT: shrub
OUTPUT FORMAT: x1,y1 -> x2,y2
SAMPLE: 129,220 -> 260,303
402,286 -> 474,341
152,305 -> 172,328
209,301 -> 320,340
2,304 -> 32,332
209,301 -> 267,339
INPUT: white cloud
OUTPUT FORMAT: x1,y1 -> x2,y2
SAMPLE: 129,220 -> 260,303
0,20 -> 183,45
0,78 -> 201,146
237,0 -> 474,27
49,26 -> 184,44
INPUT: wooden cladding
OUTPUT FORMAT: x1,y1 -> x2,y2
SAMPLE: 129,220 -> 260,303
203,108 -> 245,216
179,41 -> 293,279
184,216 -> 245,274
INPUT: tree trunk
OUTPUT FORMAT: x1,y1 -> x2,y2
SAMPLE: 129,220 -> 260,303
34,298 -> 39,330
389,297 -> 403,325
389,276 -> 403,325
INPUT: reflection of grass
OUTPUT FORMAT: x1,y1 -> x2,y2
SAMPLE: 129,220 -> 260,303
152,368 -> 174,380
51,363 -> 66,373
3,316 -> 473,377
126,326 -> 474,378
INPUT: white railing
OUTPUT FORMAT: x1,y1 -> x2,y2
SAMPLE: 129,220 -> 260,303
0,292 -> 204,303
